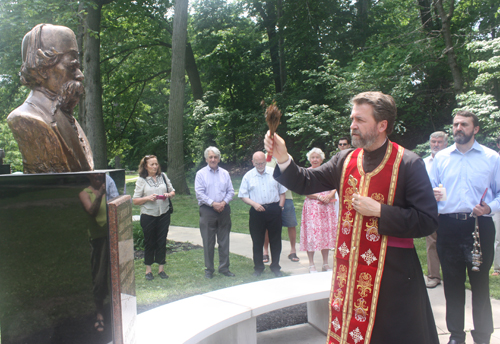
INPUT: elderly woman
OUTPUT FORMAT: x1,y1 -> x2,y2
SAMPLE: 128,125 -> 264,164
300,148 -> 338,273
133,155 -> 175,280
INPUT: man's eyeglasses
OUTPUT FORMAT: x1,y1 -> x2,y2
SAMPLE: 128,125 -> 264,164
338,143 -> 349,146
254,162 -> 266,166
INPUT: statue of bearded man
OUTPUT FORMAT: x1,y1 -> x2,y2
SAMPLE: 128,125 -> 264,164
7,23 -> 94,173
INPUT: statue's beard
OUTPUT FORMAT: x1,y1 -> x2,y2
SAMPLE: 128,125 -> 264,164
57,80 -> 84,114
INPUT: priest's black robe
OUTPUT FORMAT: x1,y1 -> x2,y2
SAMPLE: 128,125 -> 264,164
274,140 -> 439,344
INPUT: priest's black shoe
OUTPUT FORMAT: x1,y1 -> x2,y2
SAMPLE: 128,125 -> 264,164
221,271 -> 235,277
252,271 -> 262,277
204,270 -> 213,279
447,340 -> 465,344
273,270 -> 283,277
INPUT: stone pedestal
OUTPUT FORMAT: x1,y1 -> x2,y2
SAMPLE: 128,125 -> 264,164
0,165 -> 10,175
108,195 -> 137,344
0,170 -> 134,344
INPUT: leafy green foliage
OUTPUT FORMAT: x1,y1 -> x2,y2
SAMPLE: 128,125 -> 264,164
0,122 -> 22,172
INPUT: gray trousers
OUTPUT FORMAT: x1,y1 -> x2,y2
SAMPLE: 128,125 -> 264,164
199,204 -> 231,273
426,231 -> 441,280
494,212 -> 500,271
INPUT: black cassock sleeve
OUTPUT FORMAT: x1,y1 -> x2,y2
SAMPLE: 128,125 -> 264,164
274,149 -> 438,239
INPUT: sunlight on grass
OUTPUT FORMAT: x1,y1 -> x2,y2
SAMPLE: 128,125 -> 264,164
135,249 -> 278,313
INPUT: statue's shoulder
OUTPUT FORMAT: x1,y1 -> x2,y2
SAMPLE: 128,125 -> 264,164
7,102 -> 51,130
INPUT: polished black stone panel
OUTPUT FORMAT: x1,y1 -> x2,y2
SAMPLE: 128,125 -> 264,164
0,170 -> 125,344
0,166 -> 9,175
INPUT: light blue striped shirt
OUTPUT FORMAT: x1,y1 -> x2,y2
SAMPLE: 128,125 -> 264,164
195,165 -> 234,206
238,166 -> 287,204
430,140 -> 500,216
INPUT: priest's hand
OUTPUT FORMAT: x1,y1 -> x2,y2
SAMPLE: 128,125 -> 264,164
352,193 -> 381,217
264,131 -> 288,164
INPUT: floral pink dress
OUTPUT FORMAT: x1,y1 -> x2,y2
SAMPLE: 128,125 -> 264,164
300,170 -> 338,251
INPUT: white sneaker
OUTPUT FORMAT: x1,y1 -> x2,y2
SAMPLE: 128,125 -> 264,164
426,278 -> 441,288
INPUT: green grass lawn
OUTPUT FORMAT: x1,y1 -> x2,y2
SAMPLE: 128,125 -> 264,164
127,172 -> 500,313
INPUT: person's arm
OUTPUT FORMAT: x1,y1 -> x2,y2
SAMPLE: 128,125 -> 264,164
195,171 -> 213,206
223,174 -> 235,204
279,193 -> 286,208
213,175 -> 234,213
377,153 -> 438,238
240,197 -> 265,212
274,155 -> 343,196
79,186 -> 105,217
132,178 -> 157,205
238,174 -> 265,211
163,173 -> 175,198
321,189 -> 337,204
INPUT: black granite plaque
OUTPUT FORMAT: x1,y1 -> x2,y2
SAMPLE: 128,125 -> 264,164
0,170 -> 126,344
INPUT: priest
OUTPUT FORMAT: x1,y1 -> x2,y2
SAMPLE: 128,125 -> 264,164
264,91 -> 439,344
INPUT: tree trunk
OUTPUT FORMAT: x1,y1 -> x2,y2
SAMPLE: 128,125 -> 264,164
254,1 -> 282,94
434,0 -> 463,94
168,0 -> 190,194
356,0 -> 370,48
80,1 -> 108,169
277,0 -> 286,91
185,43 -> 203,100
417,0 -> 433,31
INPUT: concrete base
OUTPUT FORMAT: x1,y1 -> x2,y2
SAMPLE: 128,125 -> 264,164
307,299 -> 329,335
199,318 -> 256,344
257,323 -> 326,344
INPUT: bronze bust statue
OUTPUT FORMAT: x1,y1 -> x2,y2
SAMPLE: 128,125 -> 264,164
7,24 -> 94,173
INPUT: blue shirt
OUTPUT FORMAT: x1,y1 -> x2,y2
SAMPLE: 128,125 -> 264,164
195,165 -> 234,206
238,166 -> 287,204
430,140 -> 500,215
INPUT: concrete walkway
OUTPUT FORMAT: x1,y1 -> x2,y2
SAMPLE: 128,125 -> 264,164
159,223 -> 500,344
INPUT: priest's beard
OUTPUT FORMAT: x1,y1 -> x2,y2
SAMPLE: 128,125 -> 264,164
453,130 -> 473,145
351,125 -> 378,149
57,80 -> 84,115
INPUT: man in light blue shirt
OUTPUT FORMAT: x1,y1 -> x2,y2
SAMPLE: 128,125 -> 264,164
430,111 -> 500,344
195,147 -> 235,279
423,131 -> 448,289
239,151 -> 287,277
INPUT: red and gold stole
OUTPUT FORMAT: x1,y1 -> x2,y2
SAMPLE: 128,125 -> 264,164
327,141 -> 404,344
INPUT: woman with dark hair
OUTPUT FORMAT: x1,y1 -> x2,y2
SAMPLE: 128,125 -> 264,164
133,155 -> 175,280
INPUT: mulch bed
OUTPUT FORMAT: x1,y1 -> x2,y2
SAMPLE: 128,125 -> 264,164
256,303 -> 308,332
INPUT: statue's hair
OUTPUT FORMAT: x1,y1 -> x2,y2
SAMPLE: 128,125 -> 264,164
19,24 -> 63,87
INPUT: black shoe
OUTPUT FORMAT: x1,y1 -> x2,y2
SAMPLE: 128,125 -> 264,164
447,340 -> 465,344
273,270 -> 283,277
158,271 -> 169,279
252,271 -> 262,277
204,271 -> 213,279
221,271 -> 235,277
145,272 -> 154,281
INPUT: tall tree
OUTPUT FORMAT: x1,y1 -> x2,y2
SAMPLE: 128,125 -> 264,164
251,0 -> 282,93
168,0 -> 190,194
434,0 -> 463,94
79,0 -> 114,169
